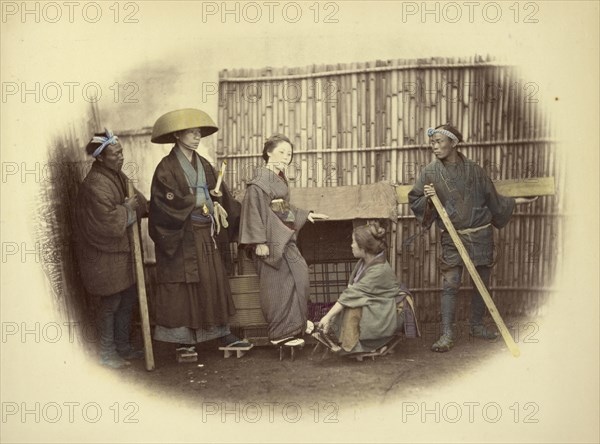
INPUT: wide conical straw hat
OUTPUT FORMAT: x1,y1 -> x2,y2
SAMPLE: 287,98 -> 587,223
151,108 -> 218,144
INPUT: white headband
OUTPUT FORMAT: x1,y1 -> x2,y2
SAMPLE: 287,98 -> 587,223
91,129 -> 119,157
427,127 -> 459,143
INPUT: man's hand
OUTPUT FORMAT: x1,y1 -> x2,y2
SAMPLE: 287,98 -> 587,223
515,196 -> 538,205
424,184 -> 436,198
308,212 -> 330,223
124,195 -> 140,211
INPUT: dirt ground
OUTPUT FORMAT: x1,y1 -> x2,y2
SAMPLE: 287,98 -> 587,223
115,317 -> 529,410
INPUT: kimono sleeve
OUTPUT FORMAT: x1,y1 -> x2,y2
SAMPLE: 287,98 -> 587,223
408,170 -> 437,228
337,281 -> 373,308
337,264 -> 400,308
148,161 -> 195,257
200,158 -> 241,241
82,180 -> 129,241
291,204 -> 310,231
134,186 -> 149,219
483,174 -> 515,228
239,185 -> 268,245
217,179 -> 241,240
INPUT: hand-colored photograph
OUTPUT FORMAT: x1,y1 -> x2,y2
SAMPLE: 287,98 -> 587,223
1,1 -> 598,443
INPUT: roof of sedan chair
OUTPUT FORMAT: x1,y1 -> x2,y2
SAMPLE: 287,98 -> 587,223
235,181 -> 399,221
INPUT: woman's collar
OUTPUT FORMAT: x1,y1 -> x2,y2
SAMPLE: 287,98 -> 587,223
361,251 -> 386,268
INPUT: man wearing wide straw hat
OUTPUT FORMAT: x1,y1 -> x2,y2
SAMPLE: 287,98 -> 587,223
148,108 -> 246,360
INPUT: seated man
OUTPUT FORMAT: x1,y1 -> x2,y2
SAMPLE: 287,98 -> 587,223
317,221 -> 418,355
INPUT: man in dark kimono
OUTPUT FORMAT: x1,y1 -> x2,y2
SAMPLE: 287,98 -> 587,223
74,129 -> 148,368
409,124 -> 536,352
148,109 -> 244,358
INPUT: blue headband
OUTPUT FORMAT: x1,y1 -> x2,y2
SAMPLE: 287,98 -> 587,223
427,127 -> 459,143
91,129 -> 119,157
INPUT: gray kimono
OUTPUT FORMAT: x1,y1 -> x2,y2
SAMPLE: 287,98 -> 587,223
239,167 -> 311,340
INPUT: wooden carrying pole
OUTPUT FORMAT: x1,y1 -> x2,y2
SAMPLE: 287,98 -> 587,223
430,194 -> 521,358
127,180 -> 155,371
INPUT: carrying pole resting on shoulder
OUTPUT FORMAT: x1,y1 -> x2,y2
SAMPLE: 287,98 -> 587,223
127,180 -> 156,371
430,194 -> 521,358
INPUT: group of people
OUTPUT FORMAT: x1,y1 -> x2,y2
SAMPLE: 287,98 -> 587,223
74,108 -> 535,369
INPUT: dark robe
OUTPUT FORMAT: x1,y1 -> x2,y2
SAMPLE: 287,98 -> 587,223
74,161 -> 148,296
239,166 -> 310,340
148,147 -> 240,330
408,152 -> 515,267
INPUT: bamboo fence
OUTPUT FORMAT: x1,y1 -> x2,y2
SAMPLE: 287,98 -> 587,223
216,55 -> 564,321
38,56 -> 564,326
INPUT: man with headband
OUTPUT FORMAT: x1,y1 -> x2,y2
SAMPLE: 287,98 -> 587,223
409,123 -> 536,352
74,129 -> 148,368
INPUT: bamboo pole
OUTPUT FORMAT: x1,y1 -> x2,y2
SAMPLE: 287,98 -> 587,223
451,66 -> 460,137
390,69 -> 399,178
398,69 -> 405,149
220,61 -> 514,83
358,66 -> 366,184
462,67 -> 470,141
285,67 -> 293,141
435,64 -> 443,130
293,76 -> 301,154
301,76 -> 308,150
126,180 -> 155,371
315,79 -> 323,185
240,69 -> 247,151
218,72 -> 225,150
470,65 -> 477,142
430,194 -> 520,357
345,72 -> 356,185
351,70 -> 359,150
330,67 -> 338,152
249,82 -> 263,152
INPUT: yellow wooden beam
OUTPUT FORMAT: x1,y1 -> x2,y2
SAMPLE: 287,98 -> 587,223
430,194 -> 521,357
127,181 -> 155,371
395,176 -> 555,204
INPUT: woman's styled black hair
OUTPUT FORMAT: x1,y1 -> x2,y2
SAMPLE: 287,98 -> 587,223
262,134 -> 294,163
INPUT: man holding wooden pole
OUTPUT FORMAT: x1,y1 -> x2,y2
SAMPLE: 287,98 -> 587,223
74,129 -> 149,368
408,124 -> 536,353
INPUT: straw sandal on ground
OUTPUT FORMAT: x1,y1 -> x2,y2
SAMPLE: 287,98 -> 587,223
470,325 -> 499,340
99,354 -> 131,369
220,334 -> 251,348
431,334 -> 454,352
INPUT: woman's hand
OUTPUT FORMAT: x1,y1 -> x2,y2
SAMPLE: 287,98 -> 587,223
515,196 -> 538,205
319,302 -> 343,333
308,212 -> 330,223
318,317 -> 331,334
255,244 -> 269,257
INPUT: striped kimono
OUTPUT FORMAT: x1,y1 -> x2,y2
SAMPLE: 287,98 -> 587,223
239,167 -> 310,341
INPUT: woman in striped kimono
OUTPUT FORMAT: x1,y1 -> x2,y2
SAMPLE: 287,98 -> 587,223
239,134 -> 329,342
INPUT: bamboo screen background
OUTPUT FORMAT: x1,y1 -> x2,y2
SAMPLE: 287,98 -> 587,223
216,56 -> 564,322
38,56 -> 564,325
